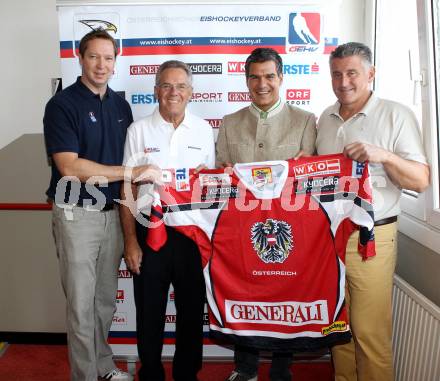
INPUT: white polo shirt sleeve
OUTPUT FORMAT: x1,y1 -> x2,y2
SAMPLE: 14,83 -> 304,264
123,119 -> 149,168
392,103 -> 428,165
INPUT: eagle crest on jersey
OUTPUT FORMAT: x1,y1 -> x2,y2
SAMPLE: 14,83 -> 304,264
250,219 -> 293,263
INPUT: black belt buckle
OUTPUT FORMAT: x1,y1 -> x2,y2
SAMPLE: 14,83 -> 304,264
374,216 -> 397,226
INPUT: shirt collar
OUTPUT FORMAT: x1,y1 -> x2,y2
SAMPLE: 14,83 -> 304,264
329,91 -> 377,119
249,98 -> 283,120
74,76 -> 112,100
152,106 -> 192,129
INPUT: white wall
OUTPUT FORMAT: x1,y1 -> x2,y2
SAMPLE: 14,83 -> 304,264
0,0 -> 60,149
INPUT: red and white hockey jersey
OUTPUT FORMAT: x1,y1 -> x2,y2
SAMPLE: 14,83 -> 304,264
147,153 -> 375,351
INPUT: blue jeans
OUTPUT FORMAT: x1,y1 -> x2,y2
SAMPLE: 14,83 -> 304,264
234,345 -> 292,381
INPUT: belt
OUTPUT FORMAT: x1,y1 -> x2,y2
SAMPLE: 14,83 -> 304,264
77,202 -> 115,212
374,216 -> 397,226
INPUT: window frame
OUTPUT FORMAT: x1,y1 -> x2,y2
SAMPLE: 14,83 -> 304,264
398,0 -> 440,251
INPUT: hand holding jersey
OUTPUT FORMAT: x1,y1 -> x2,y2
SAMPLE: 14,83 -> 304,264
146,154 -> 375,351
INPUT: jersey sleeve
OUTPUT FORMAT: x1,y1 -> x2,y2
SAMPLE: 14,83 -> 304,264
350,161 -> 376,259
311,157 -> 376,260
146,169 -> 226,261
146,189 -> 168,251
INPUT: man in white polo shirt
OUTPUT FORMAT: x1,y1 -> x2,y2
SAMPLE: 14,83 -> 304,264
119,60 -> 215,381
316,42 -> 429,381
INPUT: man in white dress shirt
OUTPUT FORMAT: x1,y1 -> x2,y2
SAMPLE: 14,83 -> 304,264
120,60 -> 215,381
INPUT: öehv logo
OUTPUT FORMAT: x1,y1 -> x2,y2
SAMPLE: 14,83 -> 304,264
287,12 -> 321,53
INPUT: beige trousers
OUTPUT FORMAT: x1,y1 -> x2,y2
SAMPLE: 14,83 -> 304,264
332,222 -> 397,381
52,204 -> 123,381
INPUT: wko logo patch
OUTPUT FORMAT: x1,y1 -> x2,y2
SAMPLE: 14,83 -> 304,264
287,13 -> 321,53
293,159 -> 341,179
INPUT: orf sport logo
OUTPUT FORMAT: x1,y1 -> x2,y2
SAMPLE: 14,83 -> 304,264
286,89 -> 311,106
287,13 -> 321,53
251,219 -> 293,264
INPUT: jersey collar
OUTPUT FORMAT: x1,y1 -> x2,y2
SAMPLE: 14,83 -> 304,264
233,160 -> 288,199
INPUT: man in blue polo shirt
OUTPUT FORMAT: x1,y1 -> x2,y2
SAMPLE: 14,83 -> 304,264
44,29 -> 158,381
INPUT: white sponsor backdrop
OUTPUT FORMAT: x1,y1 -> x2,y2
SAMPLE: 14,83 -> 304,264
58,2 -> 342,358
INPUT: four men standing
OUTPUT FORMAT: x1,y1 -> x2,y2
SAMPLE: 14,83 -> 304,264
44,29 -> 429,381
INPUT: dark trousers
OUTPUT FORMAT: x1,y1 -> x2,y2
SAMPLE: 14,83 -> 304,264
134,223 -> 205,381
235,345 -> 293,381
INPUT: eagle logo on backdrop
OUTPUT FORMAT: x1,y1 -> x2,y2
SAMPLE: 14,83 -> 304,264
78,20 -> 118,33
251,219 -> 293,264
